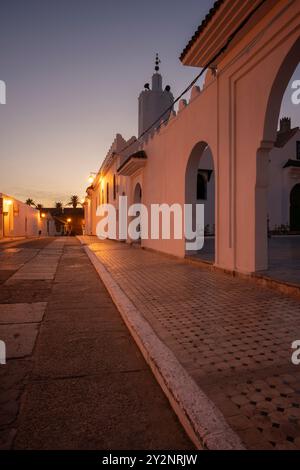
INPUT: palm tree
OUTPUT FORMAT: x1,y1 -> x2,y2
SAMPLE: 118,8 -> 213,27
68,195 -> 79,209
26,198 -> 35,206
55,201 -> 63,213
36,203 -> 43,211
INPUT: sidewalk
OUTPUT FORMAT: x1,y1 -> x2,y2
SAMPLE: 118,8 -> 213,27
80,236 -> 300,450
0,238 -> 192,450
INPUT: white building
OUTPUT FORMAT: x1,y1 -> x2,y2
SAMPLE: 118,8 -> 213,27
268,117 -> 300,232
0,193 -> 55,239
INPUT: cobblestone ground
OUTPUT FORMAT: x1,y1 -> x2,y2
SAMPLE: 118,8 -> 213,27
83,236 -> 300,450
0,237 -> 192,450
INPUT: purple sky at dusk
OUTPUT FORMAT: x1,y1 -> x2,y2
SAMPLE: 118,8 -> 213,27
0,0 -> 299,207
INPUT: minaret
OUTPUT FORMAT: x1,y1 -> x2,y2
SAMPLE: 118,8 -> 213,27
138,54 -> 174,138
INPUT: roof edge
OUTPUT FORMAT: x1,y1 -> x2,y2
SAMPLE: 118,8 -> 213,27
180,0 -> 225,62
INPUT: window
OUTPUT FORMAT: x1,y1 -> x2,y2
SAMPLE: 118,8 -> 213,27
113,175 -> 116,200
106,182 -> 109,203
297,141 -> 300,160
197,172 -> 207,200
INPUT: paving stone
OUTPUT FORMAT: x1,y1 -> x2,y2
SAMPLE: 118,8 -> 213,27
14,373 -> 191,450
0,280 -> 52,304
0,400 -> 19,426
0,324 -> 39,358
0,359 -> 32,392
0,302 -> 47,324
32,321 -> 146,379
0,271 -> 16,284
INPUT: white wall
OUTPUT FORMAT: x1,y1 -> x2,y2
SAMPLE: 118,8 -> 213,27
0,193 -> 45,238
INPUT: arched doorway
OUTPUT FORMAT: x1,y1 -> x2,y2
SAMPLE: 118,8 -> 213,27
133,183 -> 142,205
132,182 -> 142,242
290,184 -> 300,231
261,36 -> 300,280
185,141 -> 215,262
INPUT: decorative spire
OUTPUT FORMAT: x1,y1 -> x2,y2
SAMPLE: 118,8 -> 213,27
154,53 -> 161,72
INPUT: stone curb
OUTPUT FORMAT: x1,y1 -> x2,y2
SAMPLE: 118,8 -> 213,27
79,237 -> 245,450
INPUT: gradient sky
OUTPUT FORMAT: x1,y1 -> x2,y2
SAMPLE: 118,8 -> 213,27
0,0 -> 299,207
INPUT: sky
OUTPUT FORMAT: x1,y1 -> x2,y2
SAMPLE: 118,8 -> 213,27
0,0 -> 299,207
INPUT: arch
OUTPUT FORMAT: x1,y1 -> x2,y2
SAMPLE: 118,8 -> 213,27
254,36 -> 300,271
131,182 -> 142,242
263,36 -> 300,143
290,183 -> 300,231
185,141 -> 216,204
185,141 -> 216,262
133,182 -> 142,204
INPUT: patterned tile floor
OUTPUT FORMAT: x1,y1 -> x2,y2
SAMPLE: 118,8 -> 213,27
83,236 -> 300,450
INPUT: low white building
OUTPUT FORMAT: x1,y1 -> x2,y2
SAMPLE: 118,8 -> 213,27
0,193 -> 55,239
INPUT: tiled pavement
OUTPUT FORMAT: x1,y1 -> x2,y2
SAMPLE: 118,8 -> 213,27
0,237 -> 192,450
82,236 -> 300,450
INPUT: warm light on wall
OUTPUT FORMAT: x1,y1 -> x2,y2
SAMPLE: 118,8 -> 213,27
88,172 -> 98,185
67,218 -> 72,223
4,199 -> 12,206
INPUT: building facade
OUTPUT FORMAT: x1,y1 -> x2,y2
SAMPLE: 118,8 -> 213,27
0,193 -> 52,239
85,0 -> 300,274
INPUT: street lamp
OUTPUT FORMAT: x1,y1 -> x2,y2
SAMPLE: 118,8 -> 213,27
88,172 -> 97,185
41,213 -> 46,218
67,218 -> 72,223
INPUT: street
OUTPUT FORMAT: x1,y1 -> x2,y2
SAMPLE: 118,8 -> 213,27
0,237 -> 192,449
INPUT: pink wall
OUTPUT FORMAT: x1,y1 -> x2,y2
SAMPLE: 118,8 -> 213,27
86,0 -> 300,274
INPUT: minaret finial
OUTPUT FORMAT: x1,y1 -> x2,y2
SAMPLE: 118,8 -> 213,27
155,53 -> 161,72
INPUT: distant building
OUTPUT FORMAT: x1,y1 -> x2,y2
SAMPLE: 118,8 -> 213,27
0,193 -> 51,238
268,117 -> 300,232
43,207 -> 84,235
84,57 -> 174,237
